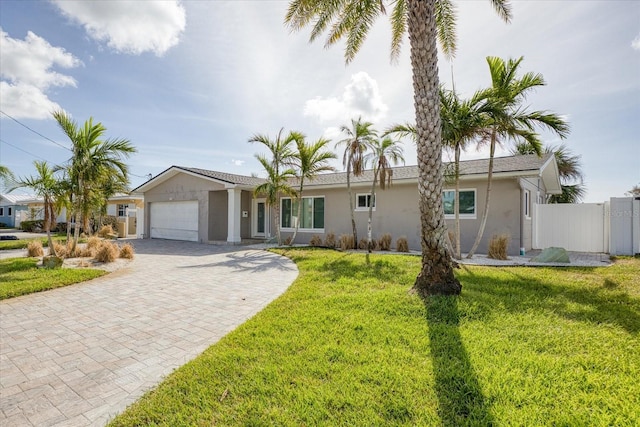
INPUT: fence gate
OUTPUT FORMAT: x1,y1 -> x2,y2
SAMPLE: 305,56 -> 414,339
609,197 -> 640,256
534,203 -> 609,253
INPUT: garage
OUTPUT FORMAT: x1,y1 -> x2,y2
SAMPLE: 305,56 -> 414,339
150,201 -> 198,242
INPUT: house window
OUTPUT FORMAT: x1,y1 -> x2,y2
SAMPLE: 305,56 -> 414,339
117,204 -> 127,217
7,207 -> 11,216
281,197 -> 325,230
443,189 -> 476,218
0,207 -> 4,216
356,193 -> 375,210
525,190 -> 531,218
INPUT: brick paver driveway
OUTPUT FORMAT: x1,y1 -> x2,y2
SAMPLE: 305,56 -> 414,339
0,239 -> 298,426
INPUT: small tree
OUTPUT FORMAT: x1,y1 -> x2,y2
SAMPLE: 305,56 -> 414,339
290,136 -> 336,245
364,137 -> 404,253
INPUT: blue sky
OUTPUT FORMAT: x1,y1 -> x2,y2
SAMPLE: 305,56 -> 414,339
1,0 -> 638,202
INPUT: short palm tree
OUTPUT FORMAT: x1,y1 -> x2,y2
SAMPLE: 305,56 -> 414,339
13,161 -> 62,257
440,87 -> 492,258
336,117 -> 377,246
286,0 -> 513,296
253,155 -> 297,246
466,57 -> 570,258
290,137 -> 336,245
54,110 -> 136,253
363,136 -> 404,253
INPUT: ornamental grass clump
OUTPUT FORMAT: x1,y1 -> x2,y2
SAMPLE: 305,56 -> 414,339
378,233 -> 392,251
488,234 -> 510,260
339,234 -> 355,250
396,236 -> 409,252
358,238 -> 369,250
119,243 -> 135,259
95,241 -> 119,263
51,242 -> 68,258
87,236 -> 101,251
309,235 -> 323,247
324,232 -> 336,248
27,240 -> 44,257
98,225 -> 114,238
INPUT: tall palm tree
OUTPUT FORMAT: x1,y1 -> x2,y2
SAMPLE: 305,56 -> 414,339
253,155 -> 297,245
53,110 -> 136,253
335,117 -> 377,246
286,0 -> 512,296
290,136 -> 336,245
440,87 -> 491,259
0,165 -> 14,192
466,56 -> 570,258
512,142 -> 585,204
12,161 -> 61,257
363,136 -> 404,253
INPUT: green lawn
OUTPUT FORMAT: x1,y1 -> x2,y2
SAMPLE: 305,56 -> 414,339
0,235 -> 68,251
109,250 -> 639,426
0,257 -> 105,300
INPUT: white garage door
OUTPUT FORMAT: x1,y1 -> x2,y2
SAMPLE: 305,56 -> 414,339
150,201 -> 198,242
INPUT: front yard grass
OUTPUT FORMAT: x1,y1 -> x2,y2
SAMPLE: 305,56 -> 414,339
109,250 -> 639,426
0,235 -> 68,251
0,257 -> 105,300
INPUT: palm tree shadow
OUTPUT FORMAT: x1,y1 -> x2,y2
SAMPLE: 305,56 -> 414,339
425,296 -> 494,426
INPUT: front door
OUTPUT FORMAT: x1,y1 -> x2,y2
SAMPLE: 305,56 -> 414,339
252,199 -> 268,238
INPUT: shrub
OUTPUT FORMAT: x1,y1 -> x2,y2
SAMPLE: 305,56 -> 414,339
119,243 -> 135,259
309,235 -> 323,247
339,234 -> 355,250
324,232 -> 336,248
378,233 -> 392,251
86,236 -> 101,251
95,241 -> 119,263
396,236 -> 409,253
78,246 -> 95,258
21,220 -> 43,232
27,240 -> 44,257
488,234 -> 510,260
55,222 -> 67,232
98,225 -> 115,238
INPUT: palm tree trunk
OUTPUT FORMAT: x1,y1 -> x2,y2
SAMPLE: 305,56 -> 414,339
409,0 -> 461,296
346,160 -> 357,245
71,179 -> 82,255
467,130 -> 497,258
454,144 -> 461,259
275,200 -> 281,246
367,169 -> 378,254
290,180 -> 304,245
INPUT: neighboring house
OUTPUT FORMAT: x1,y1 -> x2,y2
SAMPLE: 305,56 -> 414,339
0,194 -> 33,228
23,193 -> 143,234
133,153 -> 561,255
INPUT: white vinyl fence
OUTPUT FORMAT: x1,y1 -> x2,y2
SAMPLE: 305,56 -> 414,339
534,197 -> 640,255
534,203 -> 609,253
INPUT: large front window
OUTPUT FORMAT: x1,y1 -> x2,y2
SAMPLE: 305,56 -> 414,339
443,189 -> 476,218
281,197 -> 324,230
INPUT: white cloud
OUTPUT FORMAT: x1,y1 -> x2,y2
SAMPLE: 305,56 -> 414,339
0,29 -> 80,119
632,33 -> 640,51
231,159 -> 245,166
51,0 -> 186,56
304,72 -> 389,123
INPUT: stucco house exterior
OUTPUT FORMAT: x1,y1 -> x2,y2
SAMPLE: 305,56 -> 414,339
133,153 -> 561,255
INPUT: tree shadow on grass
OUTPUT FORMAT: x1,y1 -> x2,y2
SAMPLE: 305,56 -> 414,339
425,295 -> 494,426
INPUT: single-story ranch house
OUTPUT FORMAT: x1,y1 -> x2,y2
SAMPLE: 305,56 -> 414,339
133,153 -> 561,255
0,194 -> 33,228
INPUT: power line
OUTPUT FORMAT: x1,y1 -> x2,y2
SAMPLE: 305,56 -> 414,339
0,110 -> 71,152
0,138 -> 47,161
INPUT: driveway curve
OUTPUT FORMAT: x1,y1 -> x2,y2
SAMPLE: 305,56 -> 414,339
0,239 -> 298,426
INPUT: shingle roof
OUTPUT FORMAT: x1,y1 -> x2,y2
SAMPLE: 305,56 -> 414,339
297,153 -> 554,187
176,166 -> 267,187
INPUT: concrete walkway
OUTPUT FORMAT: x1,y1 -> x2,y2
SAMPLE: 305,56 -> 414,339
0,240 -> 298,426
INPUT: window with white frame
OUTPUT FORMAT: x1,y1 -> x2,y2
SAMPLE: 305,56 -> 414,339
281,196 -> 325,230
524,190 -> 531,218
356,193 -> 375,210
443,189 -> 476,218
117,204 -> 127,217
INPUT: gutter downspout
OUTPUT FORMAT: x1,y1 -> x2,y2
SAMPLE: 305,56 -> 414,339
519,179 -> 525,256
